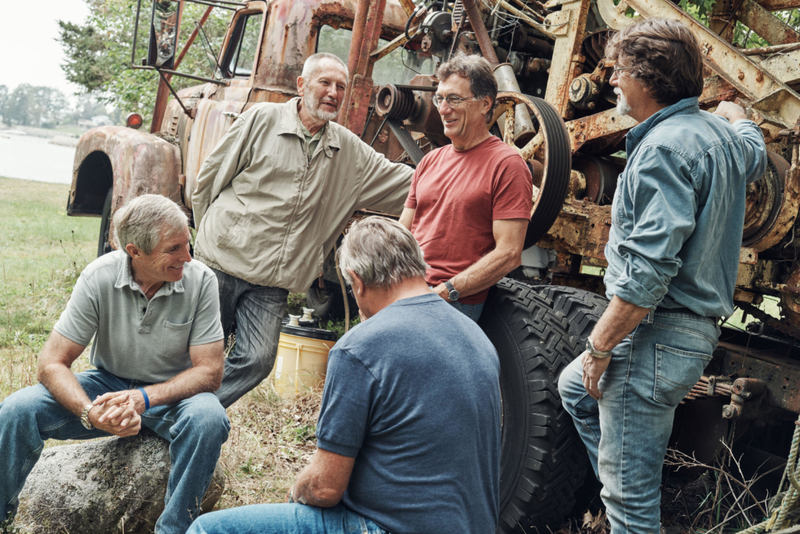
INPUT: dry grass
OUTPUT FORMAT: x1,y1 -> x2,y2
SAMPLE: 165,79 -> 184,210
216,383 -> 321,508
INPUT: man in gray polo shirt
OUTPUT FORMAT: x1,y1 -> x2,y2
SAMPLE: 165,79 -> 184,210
0,195 -> 229,534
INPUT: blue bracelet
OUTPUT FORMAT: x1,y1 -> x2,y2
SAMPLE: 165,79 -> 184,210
137,387 -> 150,410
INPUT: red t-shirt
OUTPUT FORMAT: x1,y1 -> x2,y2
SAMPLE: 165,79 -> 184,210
405,136 -> 533,304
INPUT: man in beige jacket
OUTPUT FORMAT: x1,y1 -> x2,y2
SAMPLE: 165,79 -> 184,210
192,52 -> 413,407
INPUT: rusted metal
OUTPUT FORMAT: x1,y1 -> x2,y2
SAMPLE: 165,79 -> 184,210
537,200 -> 612,261
742,42 -> 800,55
759,0 -> 800,8
460,0 -> 499,64
564,107 -> 636,153
745,151 -> 800,251
544,0 -> 592,118
737,0 -> 800,45
68,126 -> 182,215
598,0 -> 800,128
717,340 -> 800,414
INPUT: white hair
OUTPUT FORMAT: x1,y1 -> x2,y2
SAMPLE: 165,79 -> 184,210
301,52 -> 349,80
113,194 -> 188,255
337,217 -> 427,289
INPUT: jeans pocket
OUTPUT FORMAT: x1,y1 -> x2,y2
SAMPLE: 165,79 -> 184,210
653,344 -> 711,406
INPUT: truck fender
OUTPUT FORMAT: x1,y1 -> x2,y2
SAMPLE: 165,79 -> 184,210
68,126 -> 183,220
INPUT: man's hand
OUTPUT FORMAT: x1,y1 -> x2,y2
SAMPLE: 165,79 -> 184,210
714,101 -> 748,123
94,389 -> 147,417
88,401 -> 142,437
581,350 -> 611,400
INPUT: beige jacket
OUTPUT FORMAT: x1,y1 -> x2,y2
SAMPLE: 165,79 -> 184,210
192,98 -> 413,292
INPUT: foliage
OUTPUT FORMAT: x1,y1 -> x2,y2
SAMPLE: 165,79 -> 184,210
58,21 -> 109,92
2,85 -> 69,127
57,0 -> 231,129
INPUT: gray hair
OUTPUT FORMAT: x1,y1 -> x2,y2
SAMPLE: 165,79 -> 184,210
337,217 -> 427,289
113,194 -> 189,255
301,52 -> 349,81
436,53 -> 498,121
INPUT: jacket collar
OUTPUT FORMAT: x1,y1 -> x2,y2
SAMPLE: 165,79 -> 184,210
278,97 -> 341,157
626,97 -> 699,152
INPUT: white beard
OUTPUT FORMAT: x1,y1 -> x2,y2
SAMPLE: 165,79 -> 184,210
615,88 -> 632,116
304,92 -> 339,122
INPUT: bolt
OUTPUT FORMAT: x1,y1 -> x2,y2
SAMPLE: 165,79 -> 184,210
722,404 -> 741,419
738,70 -> 745,81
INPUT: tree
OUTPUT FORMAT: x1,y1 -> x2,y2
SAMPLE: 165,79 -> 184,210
58,21 -> 109,92
0,85 -> 8,124
3,85 -> 69,127
58,0 -> 230,128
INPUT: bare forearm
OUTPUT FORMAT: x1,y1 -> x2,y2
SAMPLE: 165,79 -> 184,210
143,365 -> 221,409
590,296 -> 651,352
448,247 -> 521,299
38,364 -> 92,416
291,467 -> 342,507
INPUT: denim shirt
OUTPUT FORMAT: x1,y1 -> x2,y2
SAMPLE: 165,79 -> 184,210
604,97 -> 767,317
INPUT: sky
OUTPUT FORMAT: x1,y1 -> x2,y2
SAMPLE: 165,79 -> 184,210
1,0 -> 91,96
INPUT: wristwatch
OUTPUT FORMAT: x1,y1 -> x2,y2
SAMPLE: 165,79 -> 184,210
80,404 -> 95,430
444,280 -> 460,302
586,337 -> 613,359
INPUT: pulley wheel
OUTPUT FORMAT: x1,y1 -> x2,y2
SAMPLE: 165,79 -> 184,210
493,92 -> 572,248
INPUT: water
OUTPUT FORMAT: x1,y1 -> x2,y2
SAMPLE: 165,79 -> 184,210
0,133 -> 76,184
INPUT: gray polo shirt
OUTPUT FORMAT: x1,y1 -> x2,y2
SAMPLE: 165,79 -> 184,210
54,251 -> 224,384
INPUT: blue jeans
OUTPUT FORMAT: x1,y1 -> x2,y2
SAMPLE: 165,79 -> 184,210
212,268 -> 288,408
558,309 -> 719,534
0,369 -> 230,534
186,503 -> 387,534
449,301 -> 484,322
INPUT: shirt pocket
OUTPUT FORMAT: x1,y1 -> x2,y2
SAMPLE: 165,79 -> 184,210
161,319 -> 193,359
653,344 -> 712,407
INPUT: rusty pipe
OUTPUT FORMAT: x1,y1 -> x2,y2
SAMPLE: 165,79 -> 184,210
460,0 -> 499,64
460,0 -> 534,140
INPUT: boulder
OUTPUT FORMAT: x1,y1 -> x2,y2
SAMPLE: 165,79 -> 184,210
16,428 -> 225,534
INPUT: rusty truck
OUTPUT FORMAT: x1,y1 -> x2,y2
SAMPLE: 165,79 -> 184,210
66,0 -> 800,530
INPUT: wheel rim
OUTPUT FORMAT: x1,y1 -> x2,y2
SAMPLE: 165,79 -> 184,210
493,92 -> 573,248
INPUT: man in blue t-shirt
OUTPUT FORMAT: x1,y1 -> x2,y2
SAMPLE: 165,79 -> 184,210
189,217 -> 501,534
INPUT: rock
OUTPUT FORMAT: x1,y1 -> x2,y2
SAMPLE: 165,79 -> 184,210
16,428 -> 225,534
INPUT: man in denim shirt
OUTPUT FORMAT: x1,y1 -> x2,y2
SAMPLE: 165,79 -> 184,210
558,18 -> 767,534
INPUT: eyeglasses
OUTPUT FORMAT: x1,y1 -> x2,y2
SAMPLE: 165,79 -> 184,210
432,94 -> 480,108
612,64 -> 635,75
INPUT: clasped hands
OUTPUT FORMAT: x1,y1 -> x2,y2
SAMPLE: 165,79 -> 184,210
88,389 -> 147,437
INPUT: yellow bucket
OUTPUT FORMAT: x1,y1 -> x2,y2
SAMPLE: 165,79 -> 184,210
272,325 -> 336,396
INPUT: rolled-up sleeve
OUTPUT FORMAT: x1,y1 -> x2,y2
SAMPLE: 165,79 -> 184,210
608,148 -> 696,309
733,120 -> 768,184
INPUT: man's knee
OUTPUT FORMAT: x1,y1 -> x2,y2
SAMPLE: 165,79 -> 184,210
0,384 -> 50,423
558,357 -> 583,403
173,394 -> 230,442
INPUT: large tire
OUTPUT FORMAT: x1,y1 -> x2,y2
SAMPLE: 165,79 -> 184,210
535,285 -> 609,340
480,279 -> 587,533
534,285 -> 610,514
97,189 -> 113,257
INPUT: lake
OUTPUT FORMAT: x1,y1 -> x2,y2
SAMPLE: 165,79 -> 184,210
0,133 -> 77,184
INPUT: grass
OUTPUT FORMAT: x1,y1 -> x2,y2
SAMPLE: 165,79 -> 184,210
0,177 -> 319,530
0,177 -> 99,399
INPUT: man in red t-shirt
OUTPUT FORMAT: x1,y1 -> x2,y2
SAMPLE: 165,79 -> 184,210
400,54 -> 533,321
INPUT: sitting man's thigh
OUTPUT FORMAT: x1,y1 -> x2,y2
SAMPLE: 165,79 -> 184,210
141,392 -> 230,442
188,503 -> 384,534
